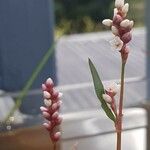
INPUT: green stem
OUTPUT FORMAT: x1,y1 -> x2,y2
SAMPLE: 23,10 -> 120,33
4,43 -> 55,123
116,61 -> 126,150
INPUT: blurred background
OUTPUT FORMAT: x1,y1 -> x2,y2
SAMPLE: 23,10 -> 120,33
0,0 -> 149,150
55,0 -> 144,36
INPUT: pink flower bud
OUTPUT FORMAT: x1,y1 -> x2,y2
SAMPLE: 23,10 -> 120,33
42,84 -> 47,91
58,92 -> 63,98
122,3 -> 129,15
120,19 -> 131,28
121,32 -> 132,43
115,0 -> 124,9
51,132 -> 61,142
43,122 -> 51,130
111,26 -> 119,35
102,19 -> 113,27
43,111 -> 50,118
46,78 -> 53,85
40,106 -> 48,112
102,94 -> 112,104
44,99 -> 52,107
56,116 -> 63,124
113,14 -> 123,25
52,112 -> 59,119
52,103 -> 58,110
43,91 -> 51,99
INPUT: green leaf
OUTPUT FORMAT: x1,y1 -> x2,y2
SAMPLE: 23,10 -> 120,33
88,58 -> 116,122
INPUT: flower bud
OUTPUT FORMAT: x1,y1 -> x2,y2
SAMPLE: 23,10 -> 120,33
111,26 -> 119,35
114,8 -> 118,16
120,19 -> 130,28
46,78 -> 53,85
43,91 -> 51,99
43,122 -> 51,130
121,32 -> 132,43
52,132 -> 61,142
113,14 -> 123,25
106,82 -> 120,96
43,111 -> 50,118
129,20 -> 134,28
102,19 -> 113,27
122,3 -> 129,15
44,99 -> 52,107
102,94 -> 112,104
115,0 -> 124,9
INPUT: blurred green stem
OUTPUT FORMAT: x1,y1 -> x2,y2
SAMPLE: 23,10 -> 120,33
4,43 -> 56,123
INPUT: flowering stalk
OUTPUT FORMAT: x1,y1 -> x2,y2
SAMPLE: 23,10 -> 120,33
102,0 -> 134,150
40,78 -> 63,150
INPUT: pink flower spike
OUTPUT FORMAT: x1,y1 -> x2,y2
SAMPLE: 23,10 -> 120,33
41,77 -> 62,143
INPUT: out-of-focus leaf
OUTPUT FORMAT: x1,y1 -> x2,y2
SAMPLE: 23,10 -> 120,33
88,58 -> 116,122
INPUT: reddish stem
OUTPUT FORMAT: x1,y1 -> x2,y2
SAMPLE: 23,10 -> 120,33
116,60 -> 126,150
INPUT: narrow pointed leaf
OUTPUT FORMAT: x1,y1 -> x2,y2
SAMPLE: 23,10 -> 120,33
88,58 -> 116,122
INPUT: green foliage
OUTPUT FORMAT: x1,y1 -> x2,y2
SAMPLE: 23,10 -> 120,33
55,0 -> 112,34
88,58 -> 116,122
55,0 -> 144,35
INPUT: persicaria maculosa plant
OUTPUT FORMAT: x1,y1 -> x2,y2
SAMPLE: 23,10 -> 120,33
89,0 -> 134,150
40,78 -> 63,150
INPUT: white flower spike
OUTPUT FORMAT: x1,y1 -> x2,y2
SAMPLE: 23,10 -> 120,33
102,19 -> 113,27
110,36 -> 123,51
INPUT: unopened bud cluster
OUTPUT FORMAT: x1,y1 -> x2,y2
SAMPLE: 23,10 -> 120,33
102,0 -> 134,62
40,78 -> 63,142
102,82 -> 120,115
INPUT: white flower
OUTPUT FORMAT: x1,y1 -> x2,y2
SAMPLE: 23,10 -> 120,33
106,82 -> 120,95
115,0 -> 124,9
44,99 -> 52,107
122,3 -> 129,15
102,19 -> 113,27
110,36 -> 123,51
102,94 -> 112,104
111,26 -> 119,35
